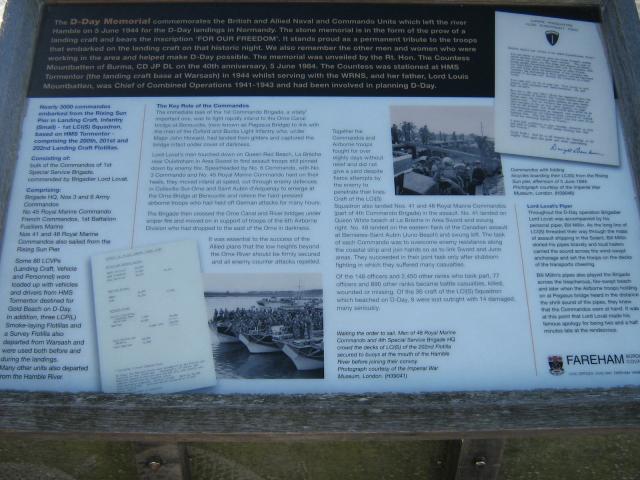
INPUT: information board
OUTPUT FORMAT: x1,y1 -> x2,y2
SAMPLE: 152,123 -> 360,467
1,3 -> 639,394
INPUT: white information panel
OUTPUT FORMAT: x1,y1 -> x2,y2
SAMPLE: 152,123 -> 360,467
1,95 -> 639,394
0,5 -> 639,394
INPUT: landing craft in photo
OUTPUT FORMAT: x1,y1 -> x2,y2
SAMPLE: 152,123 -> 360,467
390,105 -> 504,196
282,339 -> 325,371
203,273 -> 324,379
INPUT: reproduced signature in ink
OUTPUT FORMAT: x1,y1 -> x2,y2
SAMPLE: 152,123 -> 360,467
550,144 -> 603,156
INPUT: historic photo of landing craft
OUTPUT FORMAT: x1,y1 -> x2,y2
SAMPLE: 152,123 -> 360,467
390,105 -> 504,196
203,273 -> 324,379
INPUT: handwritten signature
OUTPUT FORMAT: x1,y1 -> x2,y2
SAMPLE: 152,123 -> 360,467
550,144 -> 604,156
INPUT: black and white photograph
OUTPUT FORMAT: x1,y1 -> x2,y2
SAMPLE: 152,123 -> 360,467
391,105 -> 504,196
203,273 -> 324,379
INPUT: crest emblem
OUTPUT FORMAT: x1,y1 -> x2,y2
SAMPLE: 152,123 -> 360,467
545,30 -> 559,46
548,355 -> 564,375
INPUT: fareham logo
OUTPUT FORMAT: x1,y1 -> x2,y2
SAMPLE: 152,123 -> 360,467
548,355 -> 564,375
545,30 -> 560,46
566,354 -> 624,366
